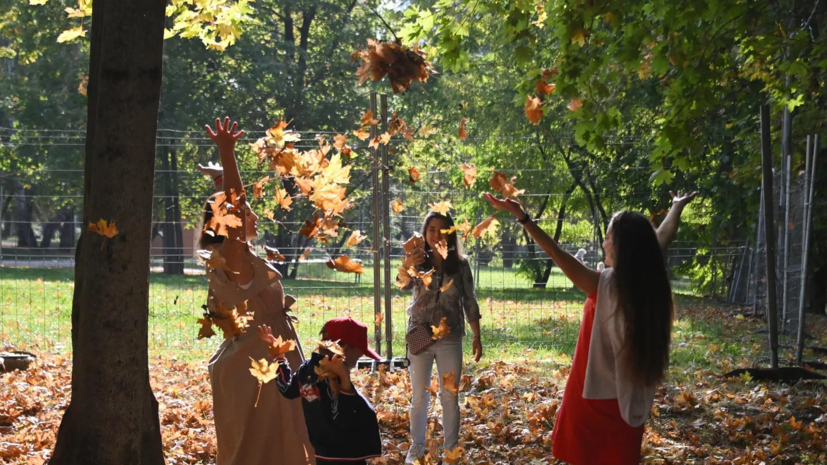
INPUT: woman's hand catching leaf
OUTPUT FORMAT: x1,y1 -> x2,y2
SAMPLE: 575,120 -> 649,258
670,190 -> 699,208
482,192 -> 526,219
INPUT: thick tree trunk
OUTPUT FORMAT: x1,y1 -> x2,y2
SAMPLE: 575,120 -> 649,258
13,181 -> 37,247
160,147 -> 184,275
40,208 -> 74,249
50,0 -> 166,462
58,208 -> 76,249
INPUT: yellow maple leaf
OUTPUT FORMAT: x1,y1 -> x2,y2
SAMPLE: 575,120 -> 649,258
571,27 -> 589,47
353,128 -> 371,141
431,317 -> 451,340
275,187 -> 292,211
489,170 -> 525,198
428,201 -> 452,215
265,336 -> 296,359
316,339 -> 345,356
88,219 -> 119,238
443,446 -> 465,463
435,239 -> 449,260
380,132 -> 392,145
252,176 -> 270,199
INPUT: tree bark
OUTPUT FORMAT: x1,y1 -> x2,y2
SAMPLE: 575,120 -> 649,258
50,0 -> 166,462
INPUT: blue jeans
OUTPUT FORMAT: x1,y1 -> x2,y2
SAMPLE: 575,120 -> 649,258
408,337 -> 463,454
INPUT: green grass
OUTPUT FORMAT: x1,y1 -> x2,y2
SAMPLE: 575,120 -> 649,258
0,263 -> 706,365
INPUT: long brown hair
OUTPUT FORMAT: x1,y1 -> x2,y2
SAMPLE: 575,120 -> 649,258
420,211 -> 464,275
610,210 -> 674,386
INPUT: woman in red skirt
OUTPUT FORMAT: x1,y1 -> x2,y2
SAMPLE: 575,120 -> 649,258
484,191 -> 696,465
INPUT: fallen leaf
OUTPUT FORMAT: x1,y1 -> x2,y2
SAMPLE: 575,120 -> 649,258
459,163 -> 477,188
428,201 -> 452,215
443,446 -> 464,463
473,215 -> 500,239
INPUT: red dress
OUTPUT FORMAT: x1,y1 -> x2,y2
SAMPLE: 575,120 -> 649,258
552,292 -> 644,465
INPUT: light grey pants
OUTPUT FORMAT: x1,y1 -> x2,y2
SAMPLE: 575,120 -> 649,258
408,337 -> 463,454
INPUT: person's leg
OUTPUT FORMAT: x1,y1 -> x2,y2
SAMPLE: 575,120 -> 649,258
434,337 -> 463,451
408,345 -> 436,459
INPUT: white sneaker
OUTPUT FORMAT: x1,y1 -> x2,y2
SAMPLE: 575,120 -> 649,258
405,444 -> 426,464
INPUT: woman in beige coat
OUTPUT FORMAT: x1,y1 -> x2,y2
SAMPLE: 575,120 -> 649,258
201,117 -> 315,465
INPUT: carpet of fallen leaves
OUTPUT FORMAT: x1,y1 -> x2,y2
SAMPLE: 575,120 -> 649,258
2,303 -> 827,464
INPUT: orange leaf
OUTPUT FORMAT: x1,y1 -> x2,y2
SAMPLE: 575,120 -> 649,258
440,278 -> 454,292
425,378 -> 439,395
431,316 -> 451,340
567,98 -> 583,112
88,219 -> 118,238
374,312 -> 384,327
196,316 -> 216,339
473,215 -> 500,239
428,200 -> 452,215
252,176 -> 270,199
380,132 -> 392,145
459,163 -> 477,188
264,246 -> 285,263
265,336 -> 297,358
443,446 -> 464,463
389,111 -> 407,136
535,79 -> 556,97
275,187 -> 293,211
458,118 -> 468,140
525,95 -> 543,125
442,370 -> 459,396
346,230 -> 367,247
325,255 -> 364,274
299,214 -> 323,238
353,128 -> 371,141
333,133 -> 348,151
294,176 -> 313,196
489,170 -> 525,198
299,248 -> 311,261
249,357 -> 278,385
403,233 -> 425,256
435,238 -> 449,260
361,109 -> 379,127
408,167 -> 420,184
395,265 -> 412,289
316,339 -> 344,356
392,200 -> 405,215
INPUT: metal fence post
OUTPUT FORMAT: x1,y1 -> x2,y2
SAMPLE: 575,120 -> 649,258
380,94 -> 393,362
369,92 -> 382,359
797,134 -> 818,364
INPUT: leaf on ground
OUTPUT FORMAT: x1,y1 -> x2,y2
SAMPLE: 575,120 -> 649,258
443,446 -> 465,463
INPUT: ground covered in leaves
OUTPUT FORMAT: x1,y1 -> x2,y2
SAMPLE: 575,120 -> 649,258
2,301 -> 827,464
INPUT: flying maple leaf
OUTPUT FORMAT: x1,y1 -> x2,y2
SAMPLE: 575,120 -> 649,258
431,317 -> 451,340
428,201 -> 452,215
374,312 -> 384,327
299,248 -> 311,261
368,136 -> 381,150
440,278 -> 454,292
402,127 -> 416,142
299,214 -> 323,238
567,98 -> 584,112
473,215 -> 500,239
435,239 -> 449,260
316,339 -> 344,356
352,128 -> 371,141
535,78 -> 556,97
459,163 -> 477,188
249,357 -> 279,407
353,39 -> 433,93
525,95 -> 543,125
313,354 -> 345,395
408,167 -> 420,184
414,267 -> 435,287
425,378 -> 439,395
333,133 -> 348,151
443,446 -> 465,463
442,370 -> 459,396
380,132 -> 392,145
458,118 -> 468,141
403,233 -> 425,256
392,200 -> 405,215
441,226 -> 458,235
88,219 -> 118,238
489,170 -> 525,198
361,109 -> 379,127
389,111 -> 407,136
211,302 -> 251,339
275,187 -> 292,211
571,27 -> 589,46
346,230 -> 367,247
201,247 -> 233,272
252,176 -> 270,199
395,265 -> 412,288
325,255 -> 364,274
264,336 -> 296,359
264,246 -> 285,263
196,316 -> 216,339
418,124 -> 438,138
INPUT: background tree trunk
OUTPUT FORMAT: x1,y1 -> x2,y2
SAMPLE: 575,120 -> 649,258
50,0 -> 167,462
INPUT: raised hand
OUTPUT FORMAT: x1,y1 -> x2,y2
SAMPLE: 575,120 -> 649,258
205,117 -> 245,153
670,190 -> 699,208
482,192 -> 525,219
257,325 -> 276,345
197,161 -> 224,180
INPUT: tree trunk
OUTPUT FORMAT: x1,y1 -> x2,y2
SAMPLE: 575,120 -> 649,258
41,208 -> 74,249
50,0 -> 166,462
13,180 -> 37,247
500,227 -> 516,268
58,208 -> 76,249
160,147 -> 184,275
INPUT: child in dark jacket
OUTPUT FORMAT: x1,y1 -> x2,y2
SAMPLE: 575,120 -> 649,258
258,317 -> 383,465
